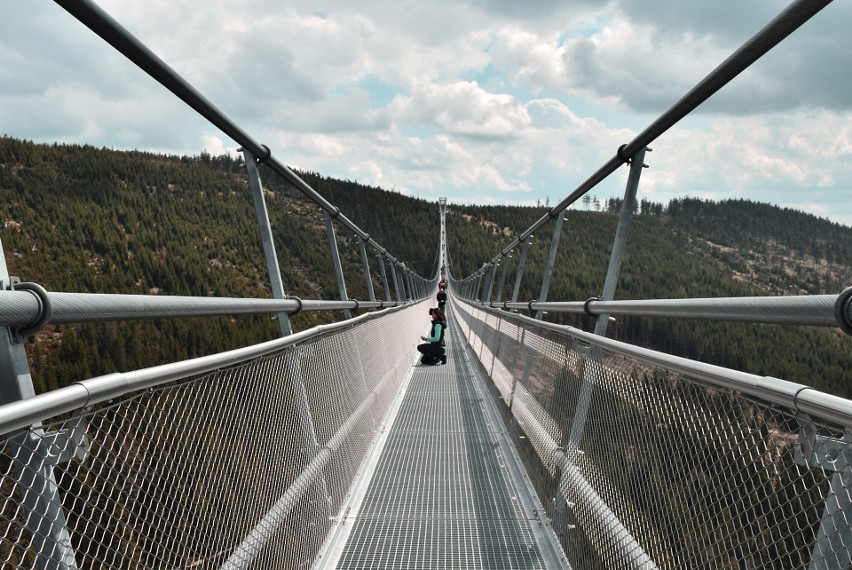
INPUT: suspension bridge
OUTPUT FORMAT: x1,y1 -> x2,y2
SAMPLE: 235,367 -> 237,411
1,0 -> 851,568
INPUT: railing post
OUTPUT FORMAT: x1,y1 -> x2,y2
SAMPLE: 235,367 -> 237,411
510,237 -> 532,304
475,267 -> 486,302
560,150 -> 651,560
814,469 -> 852,569
507,243 -> 536,409
389,261 -> 403,302
594,147 -> 648,336
0,239 -> 80,570
281,351 -> 333,509
397,266 -> 406,300
322,210 -> 352,319
356,236 -> 376,302
377,252 -> 392,302
566,149 -> 648,458
495,252 -> 511,303
242,149 -> 293,336
800,426 -> 852,570
396,265 -> 404,300
404,270 -> 413,300
535,212 -> 566,319
507,326 -> 528,410
485,262 -> 499,303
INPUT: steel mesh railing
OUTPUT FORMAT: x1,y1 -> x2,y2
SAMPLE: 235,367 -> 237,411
0,302 -> 425,569
453,297 -> 852,570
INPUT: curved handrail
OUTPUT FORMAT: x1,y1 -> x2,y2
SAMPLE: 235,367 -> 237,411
0,301 -> 423,436
453,295 -> 852,428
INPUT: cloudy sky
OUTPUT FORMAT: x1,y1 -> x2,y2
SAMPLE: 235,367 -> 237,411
2,0 -> 851,226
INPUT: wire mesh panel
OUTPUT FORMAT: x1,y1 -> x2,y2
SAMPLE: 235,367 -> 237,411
454,299 -> 852,570
0,304 -> 423,569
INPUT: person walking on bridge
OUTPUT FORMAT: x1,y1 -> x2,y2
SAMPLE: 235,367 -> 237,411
418,308 -> 446,365
436,287 -> 447,312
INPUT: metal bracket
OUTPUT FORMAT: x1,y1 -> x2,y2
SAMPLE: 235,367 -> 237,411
796,421 -> 852,473
797,421 -> 852,568
10,414 -> 91,466
836,286 -> 852,336
8,281 -> 53,342
583,296 -> 600,318
5,413 -> 89,570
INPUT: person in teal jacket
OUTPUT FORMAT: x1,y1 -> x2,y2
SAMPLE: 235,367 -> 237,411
417,308 -> 446,365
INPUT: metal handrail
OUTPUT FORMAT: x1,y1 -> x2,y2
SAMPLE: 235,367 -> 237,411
0,289 -> 408,327
475,0 -> 833,268
455,296 -> 852,428
471,289 -> 852,331
52,0 -> 431,283
0,302 -> 417,435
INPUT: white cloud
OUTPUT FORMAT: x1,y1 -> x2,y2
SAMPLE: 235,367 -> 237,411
1,0 -> 849,228
389,80 -> 530,139
558,15 -> 728,112
489,27 -> 572,94
619,109 -> 852,227
200,133 -> 239,157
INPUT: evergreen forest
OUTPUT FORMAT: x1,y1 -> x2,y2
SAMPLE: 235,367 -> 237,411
446,200 -> 851,397
0,136 -> 849,398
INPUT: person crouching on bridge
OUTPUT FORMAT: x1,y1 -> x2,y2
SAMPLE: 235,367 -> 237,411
418,308 -> 446,365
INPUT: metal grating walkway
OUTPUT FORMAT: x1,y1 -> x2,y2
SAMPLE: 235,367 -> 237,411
317,309 -> 568,569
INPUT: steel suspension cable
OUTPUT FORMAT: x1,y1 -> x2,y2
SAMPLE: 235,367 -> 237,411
473,0 -> 833,271
52,0 -> 432,283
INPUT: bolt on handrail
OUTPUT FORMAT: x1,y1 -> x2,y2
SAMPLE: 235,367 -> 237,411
52,0 -> 424,279
468,0 -> 833,271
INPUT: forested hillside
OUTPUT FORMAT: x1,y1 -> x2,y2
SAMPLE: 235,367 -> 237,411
0,136 -> 849,399
446,201 -> 851,397
0,137 -> 437,392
